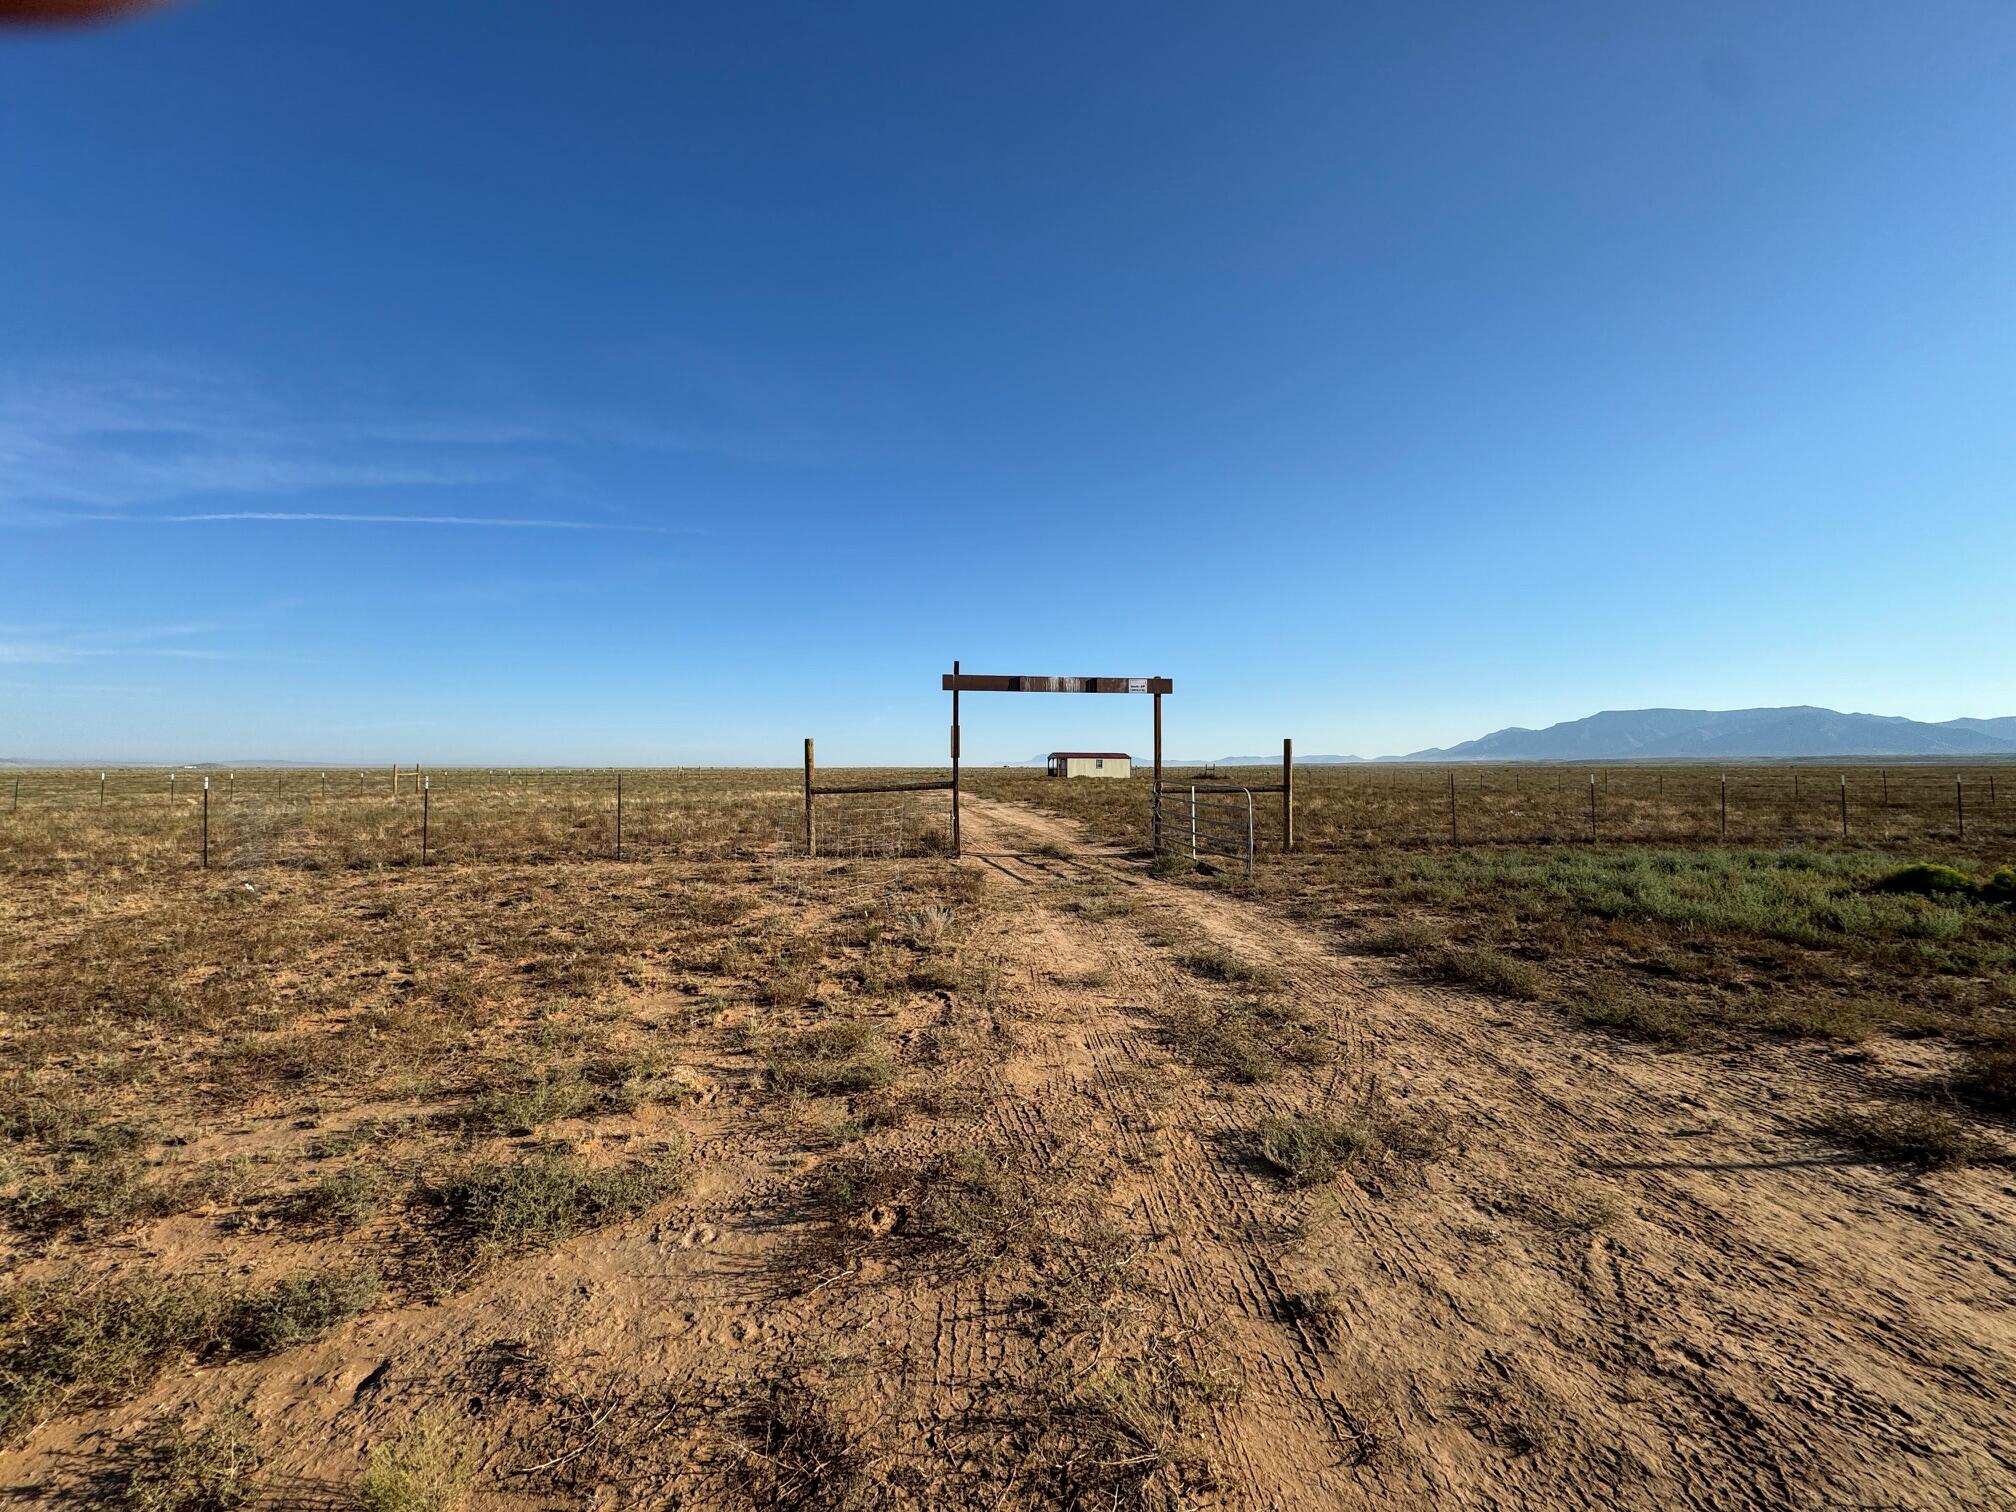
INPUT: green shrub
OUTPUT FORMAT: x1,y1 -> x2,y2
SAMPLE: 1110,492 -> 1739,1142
106,1409 -> 264,1512
1873,863 -> 1980,898
0,1264 -> 373,1445
0,1275 -> 222,1444
354,1408 -> 474,1512
1253,1112 -> 1379,1187
1174,949 -> 1271,985
224,1265 -> 378,1355
432,1149 -> 684,1264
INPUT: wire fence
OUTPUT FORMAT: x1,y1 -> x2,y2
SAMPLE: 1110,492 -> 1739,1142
974,763 -> 2016,857
6,762 -> 2010,876
0,767 -> 953,876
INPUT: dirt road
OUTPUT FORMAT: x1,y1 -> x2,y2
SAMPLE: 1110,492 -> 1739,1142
949,796 -> 2016,1509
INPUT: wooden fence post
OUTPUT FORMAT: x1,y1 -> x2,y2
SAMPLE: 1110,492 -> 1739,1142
201,777 -> 209,870
422,776 -> 430,864
950,660 -> 961,858
1152,690 -> 1164,850
1282,737 -> 1294,852
615,771 -> 623,861
803,738 -> 816,858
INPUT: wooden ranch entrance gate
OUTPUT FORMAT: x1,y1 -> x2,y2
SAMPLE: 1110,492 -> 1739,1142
800,663 -> 1295,863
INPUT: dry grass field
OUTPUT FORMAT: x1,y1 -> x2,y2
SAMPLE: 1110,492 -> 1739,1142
1,765 -> 2012,1508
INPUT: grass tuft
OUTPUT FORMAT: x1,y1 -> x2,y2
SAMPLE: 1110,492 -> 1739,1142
1957,1046 -> 2016,1114
354,1408 -> 475,1512
430,1147 -> 685,1266
1252,1096 -> 1448,1188
1430,947 -> 1547,1000
1174,948 -> 1272,986
224,1265 -> 378,1355
1808,1105 -> 1997,1170
0,1265 -> 376,1445
103,1408 -> 264,1512
1253,1112 -> 1378,1186
763,1020 -> 894,1096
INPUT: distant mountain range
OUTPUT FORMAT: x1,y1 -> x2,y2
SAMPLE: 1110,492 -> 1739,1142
1020,706 -> 2016,766
1392,707 -> 2016,762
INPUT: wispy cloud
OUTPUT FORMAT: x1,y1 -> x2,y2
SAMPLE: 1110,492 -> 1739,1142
0,353 -> 719,528
0,621 -> 245,665
118,511 -> 679,532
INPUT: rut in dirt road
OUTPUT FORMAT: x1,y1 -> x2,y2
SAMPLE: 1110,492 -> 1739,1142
958,794 -> 2016,1511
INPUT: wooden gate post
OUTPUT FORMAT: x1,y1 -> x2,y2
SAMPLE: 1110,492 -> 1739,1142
1282,737 -> 1294,852
803,738 -> 816,857
950,660 -> 961,857
1152,689 -> 1164,849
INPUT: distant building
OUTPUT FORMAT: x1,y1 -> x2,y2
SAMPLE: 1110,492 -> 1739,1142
1046,751 -> 1131,779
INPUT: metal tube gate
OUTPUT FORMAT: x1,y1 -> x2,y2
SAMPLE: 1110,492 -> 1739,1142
1150,784 -> 1255,879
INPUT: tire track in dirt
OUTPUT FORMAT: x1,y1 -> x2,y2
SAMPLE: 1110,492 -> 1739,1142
958,795 -> 2016,1511
959,805 -> 1412,1505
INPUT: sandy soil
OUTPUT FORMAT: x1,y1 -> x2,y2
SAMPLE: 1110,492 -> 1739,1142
8,795 -> 2013,1508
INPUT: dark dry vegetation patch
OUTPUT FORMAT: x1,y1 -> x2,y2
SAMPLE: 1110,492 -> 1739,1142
1252,1094 -> 1449,1188
422,1145 -> 688,1280
1805,1105 -> 2001,1171
0,1264 -> 379,1444
94,1408 -> 266,1512
1157,994 -> 1334,1083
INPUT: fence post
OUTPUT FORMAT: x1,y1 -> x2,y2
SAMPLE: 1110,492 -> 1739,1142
615,771 -> 623,861
1190,785 -> 1198,860
1720,775 -> 1726,840
803,738 -> 816,858
950,659 -> 961,859
100,772 -> 106,806
1282,737 -> 1294,853
422,776 -> 430,864
1245,787 -> 1255,881
10,776 -> 16,813
201,777 -> 209,870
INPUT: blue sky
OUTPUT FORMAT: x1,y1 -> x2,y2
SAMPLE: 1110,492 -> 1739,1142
4,2 -> 2013,764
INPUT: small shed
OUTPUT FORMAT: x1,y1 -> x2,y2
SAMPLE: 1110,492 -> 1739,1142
1046,751 -> 1131,779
